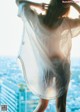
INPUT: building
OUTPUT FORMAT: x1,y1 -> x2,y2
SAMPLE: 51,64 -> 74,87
1,79 -> 27,112
1,79 -> 55,112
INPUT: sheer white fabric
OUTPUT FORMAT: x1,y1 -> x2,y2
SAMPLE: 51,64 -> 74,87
17,2 -> 80,99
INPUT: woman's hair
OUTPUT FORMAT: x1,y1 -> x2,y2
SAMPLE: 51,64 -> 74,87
42,0 -> 70,28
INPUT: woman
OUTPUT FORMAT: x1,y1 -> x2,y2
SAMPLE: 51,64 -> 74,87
16,0 -> 80,112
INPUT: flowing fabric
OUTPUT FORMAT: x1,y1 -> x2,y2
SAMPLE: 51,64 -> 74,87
17,2 -> 80,99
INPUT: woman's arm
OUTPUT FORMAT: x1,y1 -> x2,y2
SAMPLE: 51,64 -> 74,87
16,0 -> 48,15
71,1 -> 80,13
66,2 -> 80,38
16,0 -> 48,10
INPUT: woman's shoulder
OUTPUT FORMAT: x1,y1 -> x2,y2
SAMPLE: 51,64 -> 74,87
38,15 -> 66,30
63,16 -> 80,23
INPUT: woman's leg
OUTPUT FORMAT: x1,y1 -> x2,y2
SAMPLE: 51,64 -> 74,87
55,60 -> 70,112
33,99 -> 49,112
56,89 -> 68,112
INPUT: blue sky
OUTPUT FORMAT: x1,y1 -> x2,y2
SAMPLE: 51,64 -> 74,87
0,0 -> 80,58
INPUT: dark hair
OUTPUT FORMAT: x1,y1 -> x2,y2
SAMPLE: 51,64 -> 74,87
42,0 -> 70,28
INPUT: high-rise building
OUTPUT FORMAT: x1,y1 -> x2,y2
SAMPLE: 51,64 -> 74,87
1,79 -> 27,112
1,79 -> 55,112
26,89 -> 39,112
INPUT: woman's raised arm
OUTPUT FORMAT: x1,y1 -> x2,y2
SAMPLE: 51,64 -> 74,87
71,1 -> 80,13
65,1 -> 80,38
16,0 -> 48,10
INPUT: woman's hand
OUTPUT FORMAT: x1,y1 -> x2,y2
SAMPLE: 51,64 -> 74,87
62,0 -> 80,13
62,0 -> 74,8
29,3 -> 48,15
